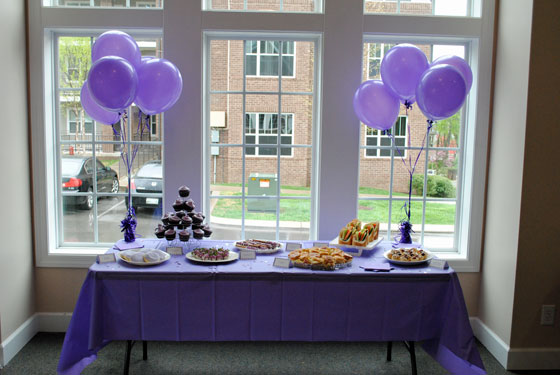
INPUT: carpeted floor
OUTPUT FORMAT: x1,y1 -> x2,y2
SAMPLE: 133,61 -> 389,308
1,333 -> 559,374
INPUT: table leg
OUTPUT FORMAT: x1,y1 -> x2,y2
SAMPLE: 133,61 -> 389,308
403,341 -> 417,375
143,341 -> 148,360
386,341 -> 392,361
124,340 -> 133,375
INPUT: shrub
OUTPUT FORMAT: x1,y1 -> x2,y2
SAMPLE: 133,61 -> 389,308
412,174 -> 456,198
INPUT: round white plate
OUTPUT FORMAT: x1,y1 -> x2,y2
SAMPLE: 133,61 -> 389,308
186,251 -> 239,263
383,249 -> 433,266
234,241 -> 283,254
118,248 -> 170,266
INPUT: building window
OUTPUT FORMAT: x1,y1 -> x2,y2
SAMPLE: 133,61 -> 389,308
245,41 -> 295,77
364,116 -> 406,158
364,0 -> 477,17
206,36 -> 317,241
245,113 -> 293,156
203,0 -> 321,13
43,0 -> 163,8
67,110 -> 93,134
367,43 -> 395,79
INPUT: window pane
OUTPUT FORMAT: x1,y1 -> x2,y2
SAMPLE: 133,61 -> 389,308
211,40 -> 245,91
260,56 -> 279,76
280,147 -> 310,195
206,0 -> 317,12
210,147 -> 244,194
424,201 -> 456,249
282,56 -> 294,76
279,199 -> 310,239
49,0 -> 164,8
247,0 -> 281,11
357,198 -> 390,233
245,55 -> 257,76
389,200 -> 423,243
364,0 -> 470,17
282,41 -> 313,92
209,198 -> 244,240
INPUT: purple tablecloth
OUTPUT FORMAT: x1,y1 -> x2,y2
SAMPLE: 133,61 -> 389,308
58,239 -> 485,374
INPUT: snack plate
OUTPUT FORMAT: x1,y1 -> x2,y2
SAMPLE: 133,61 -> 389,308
329,236 -> 383,255
234,241 -> 284,254
118,248 -> 170,266
383,249 -> 434,266
186,251 -> 239,263
293,260 -> 352,271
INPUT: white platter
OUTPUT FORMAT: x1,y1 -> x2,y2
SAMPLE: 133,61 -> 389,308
234,240 -> 283,254
383,249 -> 433,266
329,236 -> 383,254
118,248 -> 170,266
186,251 -> 239,263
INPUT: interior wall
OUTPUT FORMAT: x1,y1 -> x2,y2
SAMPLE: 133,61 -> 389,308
510,0 -> 560,349
478,0 -> 533,345
0,0 -> 35,342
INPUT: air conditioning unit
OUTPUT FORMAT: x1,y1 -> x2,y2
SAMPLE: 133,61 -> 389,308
210,111 -> 226,128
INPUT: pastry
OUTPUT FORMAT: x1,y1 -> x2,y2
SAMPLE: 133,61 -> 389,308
179,230 -> 190,242
184,199 -> 195,212
172,198 -> 184,212
181,215 -> 193,227
192,228 -> 204,239
387,248 -> 428,262
168,215 -> 181,227
288,247 -> 352,271
175,210 -> 186,219
178,185 -> 190,198
202,225 -> 212,237
190,247 -> 229,261
143,250 -> 161,263
192,223 -> 203,230
164,229 -> 176,240
192,213 -> 204,224
338,227 -> 354,245
155,224 -> 166,239
161,213 -> 171,226
235,239 -> 281,251
352,228 -> 369,247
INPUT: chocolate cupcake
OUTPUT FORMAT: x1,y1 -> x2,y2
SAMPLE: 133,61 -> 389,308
178,185 -> 190,198
155,224 -> 166,239
172,199 -> 184,212
191,213 -> 204,225
175,210 -> 186,219
198,212 -> 206,220
164,229 -> 176,241
184,199 -> 195,212
192,228 -> 204,239
192,223 -> 203,230
161,213 -> 170,226
168,215 -> 181,227
179,230 -> 190,242
181,215 -> 193,227
202,225 -> 213,237
187,211 -> 197,218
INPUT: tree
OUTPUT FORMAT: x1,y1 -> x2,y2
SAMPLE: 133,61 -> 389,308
430,112 -> 460,176
58,37 -> 93,152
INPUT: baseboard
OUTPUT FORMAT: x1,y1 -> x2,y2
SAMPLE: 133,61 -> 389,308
470,317 -> 509,368
0,312 -> 73,368
470,317 -> 560,370
0,315 -> 40,368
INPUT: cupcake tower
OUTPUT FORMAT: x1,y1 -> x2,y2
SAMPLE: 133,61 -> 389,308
154,185 -> 213,242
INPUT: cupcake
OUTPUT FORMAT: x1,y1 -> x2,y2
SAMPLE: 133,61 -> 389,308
192,223 -> 203,230
187,211 -> 197,218
198,212 -> 206,220
172,199 -> 184,212
155,224 -> 166,239
178,185 -> 190,198
179,230 -> 190,242
161,213 -> 171,226
192,213 -> 204,225
164,229 -> 176,241
202,225 -> 212,237
181,215 -> 193,227
168,215 -> 181,227
175,210 -> 186,219
184,199 -> 195,212
192,228 -> 204,239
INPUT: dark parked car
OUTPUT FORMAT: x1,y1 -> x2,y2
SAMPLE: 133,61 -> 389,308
130,160 -> 162,211
62,157 -> 119,210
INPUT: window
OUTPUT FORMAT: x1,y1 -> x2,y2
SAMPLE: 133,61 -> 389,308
245,41 -> 295,77
67,110 -> 93,134
364,0 -> 477,17
245,113 -> 293,156
203,0 -> 321,13
206,35 -> 318,241
367,43 -> 394,79
43,0 -> 163,8
364,116 -> 406,158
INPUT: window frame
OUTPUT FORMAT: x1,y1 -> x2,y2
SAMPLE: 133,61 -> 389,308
245,112 -> 295,158
245,40 -> 296,78
364,115 -> 407,159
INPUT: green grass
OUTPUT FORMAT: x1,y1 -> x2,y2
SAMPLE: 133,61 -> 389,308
212,198 -> 311,221
357,200 -> 455,225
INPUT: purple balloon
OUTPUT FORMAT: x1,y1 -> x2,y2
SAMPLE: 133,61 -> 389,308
416,64 -> 467,121
353,80 -> 400,131
87,56 -> 138,112
380,44 -> 429,102
431,55 -> 473,93
135,58 -> 183,115
91,30 -> 141,69
80,81 -> 120,125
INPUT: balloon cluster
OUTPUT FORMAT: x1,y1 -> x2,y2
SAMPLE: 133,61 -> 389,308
81,30 -> 183,124
353,43 -> 472,129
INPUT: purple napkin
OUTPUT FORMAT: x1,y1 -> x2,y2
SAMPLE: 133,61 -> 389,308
114,239 -> 144,250
360,261 -> 392,272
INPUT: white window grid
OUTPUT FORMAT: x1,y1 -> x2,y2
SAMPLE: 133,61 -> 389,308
245,112 -> 294,157
204,34 -> 319,240
364,115 -> 407,158
367,42 -> 395,80
54,32 -> 163,247
358,38 -> 468,251
364,0 -> 477,17
44,0 -> 162,8
245,40 -> 296,78
203,0 -> 323,13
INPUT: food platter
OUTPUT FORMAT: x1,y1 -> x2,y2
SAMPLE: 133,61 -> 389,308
118,248 -> 170,266
185,251 -> 239,263
383,249 -> 433,266
292,260 -> 352,271
234,240 -> 284,254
